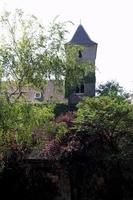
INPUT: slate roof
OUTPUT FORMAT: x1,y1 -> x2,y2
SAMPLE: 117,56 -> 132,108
68,24 -> 97,46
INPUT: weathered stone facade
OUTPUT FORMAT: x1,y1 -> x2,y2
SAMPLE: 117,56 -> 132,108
66,24 -> 97,105
7,80 -> 66,103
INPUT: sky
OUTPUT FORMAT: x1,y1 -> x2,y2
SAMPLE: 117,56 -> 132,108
0,0 -> 133,92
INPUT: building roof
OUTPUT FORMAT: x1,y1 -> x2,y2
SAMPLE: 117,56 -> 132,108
68,24 -> 97,46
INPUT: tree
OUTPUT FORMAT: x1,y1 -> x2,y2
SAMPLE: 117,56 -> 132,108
74,96 -> 133,152
0,10 -> 68,101
97,80 -> 129,99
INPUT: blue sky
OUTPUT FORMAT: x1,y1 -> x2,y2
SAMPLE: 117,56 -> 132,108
0,0 -> 133,92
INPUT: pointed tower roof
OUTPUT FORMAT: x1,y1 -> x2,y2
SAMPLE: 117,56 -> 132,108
68,24 -> 97,46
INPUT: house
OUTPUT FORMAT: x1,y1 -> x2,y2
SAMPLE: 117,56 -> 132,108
7,80 -> 66,103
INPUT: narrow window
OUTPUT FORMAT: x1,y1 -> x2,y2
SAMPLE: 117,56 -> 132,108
80,84 -> 84,93
78,50 -> 82,58
76,86 -> 80,93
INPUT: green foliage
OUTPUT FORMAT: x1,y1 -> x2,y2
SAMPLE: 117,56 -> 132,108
54,103 -> 68,116
0,98 -> 54,146
0,9 -> 46,87
55,122 -> 68,141
0,97 -> 55,170
75,96 -> 133,143
43,120 -> 68,141
97,80 -> 129,98
0,10 -> 70,101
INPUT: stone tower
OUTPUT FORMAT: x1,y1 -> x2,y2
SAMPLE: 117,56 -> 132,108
66,24 -> 97,105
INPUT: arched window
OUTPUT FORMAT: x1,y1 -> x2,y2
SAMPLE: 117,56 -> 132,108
78,50 -> 82,58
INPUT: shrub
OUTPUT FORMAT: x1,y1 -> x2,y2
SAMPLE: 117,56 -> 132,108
74,96 -> 133,152
0,98 -> 54,170
54,103 -> 68,116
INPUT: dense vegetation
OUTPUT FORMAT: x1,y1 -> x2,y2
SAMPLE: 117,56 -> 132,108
0,88 -> 133,199
0,9 -> 133,200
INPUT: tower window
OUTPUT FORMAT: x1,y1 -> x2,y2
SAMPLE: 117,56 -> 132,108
76,86 -> 80,93
78,50 -> 82,58
75,84 -> 84,94
80,84 -> 84,93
